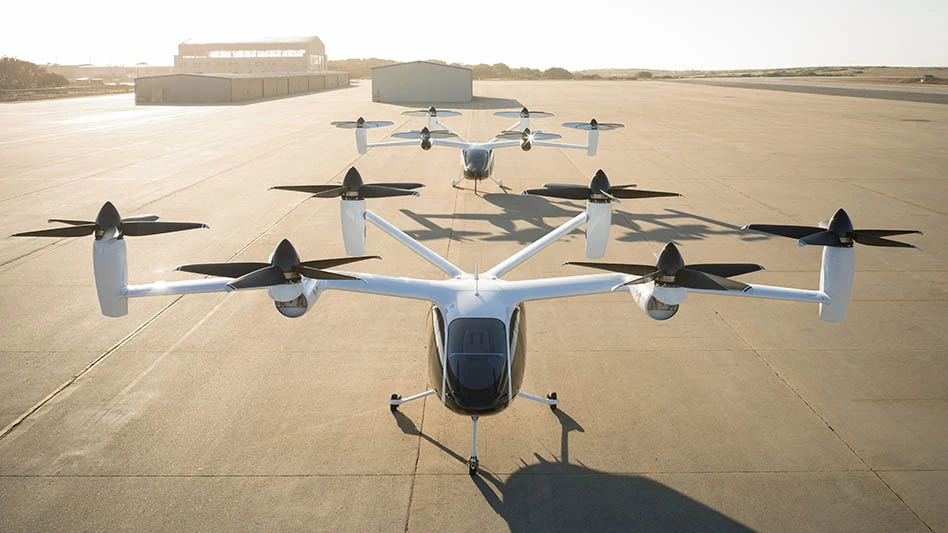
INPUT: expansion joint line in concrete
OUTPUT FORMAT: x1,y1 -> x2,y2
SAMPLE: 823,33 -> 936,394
402,393 -> 429,533
711,309 -> 934,532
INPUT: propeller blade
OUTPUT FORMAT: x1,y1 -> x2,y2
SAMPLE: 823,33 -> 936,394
542,183 -> 583,189
797,231 -> 842,247
564,261 -> 656,276
616,270 -> 663,287
295,266 -> 361,281
852,229 -> 923,237
121,214 -> 160,222
594,122 -> 625,131
496,130 -> 525,140
122,221 -> 209,237
310,187 -> 347,198
742,224 -> 824,239
687,263 -> 765,278
11,224 -> 96,238
299,255 -> 381,270
562,122 -> 594,130
610,188 -> 681,199
530,132 -> 562,141
391,131 -> 424,139
176,262 -> 270,278
429,130 -> 457,138
850,233 -> 919,248
331,120 -> 393,129
610,184 -> 638,189
271,184 -> 343,195
368,182 -> 425,190
360,185 -> 420,199
676,269 -> 749,291
562,121 -> 624,131
47,218 -> 93,225
521,186 -> 591,200
227,265 -> 288,290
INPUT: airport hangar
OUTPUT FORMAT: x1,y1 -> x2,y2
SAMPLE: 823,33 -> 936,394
372,61 -> 473,103
135,36 -> 348,105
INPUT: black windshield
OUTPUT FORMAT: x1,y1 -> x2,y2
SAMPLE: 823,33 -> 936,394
446,318 -> 508,410
462,149 -> 489,173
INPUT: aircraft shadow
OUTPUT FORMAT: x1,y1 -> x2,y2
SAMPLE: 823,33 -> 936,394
385,96 -> 525,111
400,194 -> 770,247
393,409 -> 753,532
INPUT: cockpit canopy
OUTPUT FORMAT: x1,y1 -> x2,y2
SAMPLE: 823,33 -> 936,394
461,148 -> 491,177
445,318 -> 508,411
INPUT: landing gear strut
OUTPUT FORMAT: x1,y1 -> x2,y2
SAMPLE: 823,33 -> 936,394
389,390 -> 436,412
517,390 -> 559,411
469,415 -> 479,476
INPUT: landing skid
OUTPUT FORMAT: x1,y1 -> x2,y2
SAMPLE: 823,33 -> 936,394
517,390 -> 559,411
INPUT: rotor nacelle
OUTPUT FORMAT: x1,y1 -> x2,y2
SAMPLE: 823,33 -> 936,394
625,282 -> 681,321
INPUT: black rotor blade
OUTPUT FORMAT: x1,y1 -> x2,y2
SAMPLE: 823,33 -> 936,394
522,186 -> 591,200
851,233 -> 919,248
122,221 -> 208,237
610,188 -> 681,199
798,231 -> 842,247
47,218 -> 93,225
541,183 -> 581,189
360,185 -> 420,199
676,269 -> 749,291
428,130 -> 457,139
271,184 -> 345,195
853,229 -> 922,237
176,262 -> 270,278
295,266 -> 361,281
11,224 -> 96,238
610,184 -> 637,189
565,261 -> 656,276
617,270 -> 663,286
228,265 -> 288,290
299,255 -> 381,270
743,224 -> 825,239
367,182 -> 425,190
310,187 -> 347,198
121,214 -> 160,222
687,263 -> 765,278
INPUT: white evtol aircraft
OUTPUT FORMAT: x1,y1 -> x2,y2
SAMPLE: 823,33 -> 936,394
12,170 -> 921,475
332,107 -> 625,193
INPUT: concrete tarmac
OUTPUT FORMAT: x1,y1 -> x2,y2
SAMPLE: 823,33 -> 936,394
1,80 -> 946,531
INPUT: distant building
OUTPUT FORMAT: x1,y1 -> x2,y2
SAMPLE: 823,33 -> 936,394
135,71 -> 348,105
372,61 -> 472,103
46,64 -> 173,82
175,37 -> 327,74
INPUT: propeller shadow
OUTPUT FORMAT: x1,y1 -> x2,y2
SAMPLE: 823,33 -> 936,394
399,195 -> 771,246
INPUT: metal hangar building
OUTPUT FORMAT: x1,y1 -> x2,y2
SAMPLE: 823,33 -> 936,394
371,61 -> 472,104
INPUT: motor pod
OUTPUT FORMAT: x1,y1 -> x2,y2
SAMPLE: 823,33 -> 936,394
93,237 -> 129,317
273,279 -> 322,318
421,139 -> 432,150
818,246 -> 855,322
521,140 -> 532,151
584,201 -> 612,259
625,282 -> 681,321
340,199 -> 367,256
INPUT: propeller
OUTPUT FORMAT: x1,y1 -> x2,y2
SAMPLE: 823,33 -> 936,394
496,128 -> 562,141
562,118 -> 624,131
402,106 -> 461,118
10,201 -> 208,239
742,208 -> 922,248
567,242 -> 763,292
521,169 -> 680,202
390,126 -> 457,149
330,117 -> 394,129
494,107 -> 554,119
271,167 -> 423,200
177,239 -> 378,290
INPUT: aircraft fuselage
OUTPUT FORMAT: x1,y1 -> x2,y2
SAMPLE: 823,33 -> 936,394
460,146 -> 495,180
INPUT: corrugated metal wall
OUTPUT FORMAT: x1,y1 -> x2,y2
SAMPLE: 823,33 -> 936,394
135,72 -> 349,105
372,63 -> 472,104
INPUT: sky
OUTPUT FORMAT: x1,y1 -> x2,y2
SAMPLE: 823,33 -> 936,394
3,0 -> 947,70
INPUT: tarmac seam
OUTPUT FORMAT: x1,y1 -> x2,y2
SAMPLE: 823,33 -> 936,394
1,468 -> 942,478
0,156 -> 355,442
402,395 -> 428,533
835,179 -> 948,216
713,309 -> 935,532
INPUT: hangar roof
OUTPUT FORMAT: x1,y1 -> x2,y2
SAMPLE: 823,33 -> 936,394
372,61 -> 472,72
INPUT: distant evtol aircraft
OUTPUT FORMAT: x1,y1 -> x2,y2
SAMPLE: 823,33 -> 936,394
332,107 -> 625,192
11,168 -> 921,475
